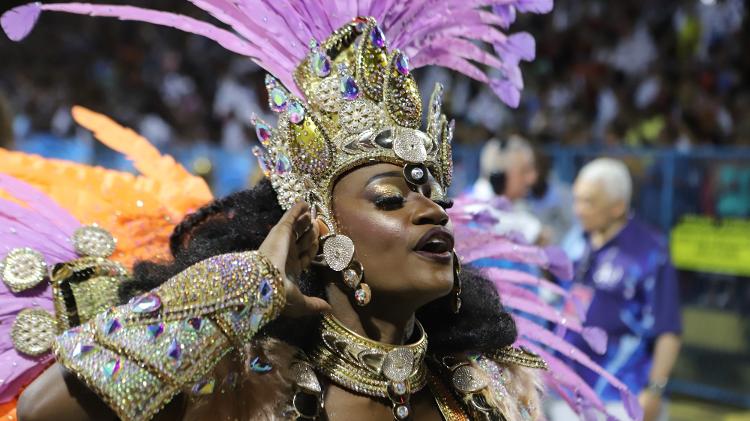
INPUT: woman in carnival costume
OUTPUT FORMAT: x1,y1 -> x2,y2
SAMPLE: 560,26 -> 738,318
0,1 -> 641,420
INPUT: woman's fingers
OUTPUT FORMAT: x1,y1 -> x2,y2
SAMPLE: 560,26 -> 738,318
259,201 -> 309,270
292,210 -> 312,242
260,202 -> 332,318
283,290 -> 332,318
303,296 -> 332,315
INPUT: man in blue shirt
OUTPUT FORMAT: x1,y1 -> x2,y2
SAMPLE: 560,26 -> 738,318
552,158 -> 682,421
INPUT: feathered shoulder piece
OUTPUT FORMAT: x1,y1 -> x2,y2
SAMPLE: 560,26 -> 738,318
0,176 -> 128,416
0,107 -> 214,419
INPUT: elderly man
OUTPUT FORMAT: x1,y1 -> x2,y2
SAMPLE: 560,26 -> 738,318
554,158 -> 682,421
467,135 -> 545,244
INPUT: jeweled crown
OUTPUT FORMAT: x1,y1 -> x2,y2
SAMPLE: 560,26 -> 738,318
252,17 -> 454,231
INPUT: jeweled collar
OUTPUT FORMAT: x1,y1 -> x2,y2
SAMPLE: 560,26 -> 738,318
309,314 -> 428,419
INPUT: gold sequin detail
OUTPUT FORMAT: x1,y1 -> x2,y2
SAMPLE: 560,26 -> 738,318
73,225 -> 117,258
11,308 -> 57,356
1,247 -> 47,293
491,346 -> 549,370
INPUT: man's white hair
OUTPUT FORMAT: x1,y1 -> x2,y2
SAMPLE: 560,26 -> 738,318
576,158 -> 632,205
479,135 -> 533,178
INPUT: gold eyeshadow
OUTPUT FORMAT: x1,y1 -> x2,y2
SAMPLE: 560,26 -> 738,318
368,184 -> 404,198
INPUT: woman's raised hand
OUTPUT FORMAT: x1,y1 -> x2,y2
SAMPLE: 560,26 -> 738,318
258,201 -> 332,317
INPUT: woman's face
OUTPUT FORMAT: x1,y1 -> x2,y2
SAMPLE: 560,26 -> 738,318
331,163 -> 454,309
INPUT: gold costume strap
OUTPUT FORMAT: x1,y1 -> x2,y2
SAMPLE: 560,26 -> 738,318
426,369 -> 470,421
54,251 -> 285,421
491,346 -> 548,370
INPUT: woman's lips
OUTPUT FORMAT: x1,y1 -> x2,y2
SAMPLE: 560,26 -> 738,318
413,227 -> 454,264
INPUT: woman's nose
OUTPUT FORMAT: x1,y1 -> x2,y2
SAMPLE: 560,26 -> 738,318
411,195 -> 449,226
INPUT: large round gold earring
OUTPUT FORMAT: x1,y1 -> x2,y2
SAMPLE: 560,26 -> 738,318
316,233 -> 371,307
451,250 -> 462,314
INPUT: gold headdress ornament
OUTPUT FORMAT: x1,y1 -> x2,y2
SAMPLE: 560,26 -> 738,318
252,17 -> 454,272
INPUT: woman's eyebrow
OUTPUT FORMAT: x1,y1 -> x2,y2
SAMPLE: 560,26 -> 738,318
365,171 -> 403,186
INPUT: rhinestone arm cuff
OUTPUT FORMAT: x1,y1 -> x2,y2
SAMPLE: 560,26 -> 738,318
53,251 -> 286,421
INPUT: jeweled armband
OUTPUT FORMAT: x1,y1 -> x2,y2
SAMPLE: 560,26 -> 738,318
53,251 -> 286,421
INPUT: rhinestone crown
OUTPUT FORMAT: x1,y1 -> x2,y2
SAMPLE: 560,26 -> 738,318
253,17 -> 454,230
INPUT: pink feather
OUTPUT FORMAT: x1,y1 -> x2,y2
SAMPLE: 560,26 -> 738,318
0,3 -> 41,41
3,0 -> 552,104
0,176 -> 80,403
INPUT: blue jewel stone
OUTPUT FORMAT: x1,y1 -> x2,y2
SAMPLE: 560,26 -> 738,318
258,278 -> 273,306
395,52 -> 410,76
187,317 -> 203,332
147,322 -> 165,340
249,308 -> 264,332
103,357 -> 122,379
167,339 -> 182,364
310,50 -> 331,78
130,293 -> 161,314
275,154 -> 292,175
370,25 -> 386,48
340,76 -> 360,100
72,342 -> 95,359
249,356 -> 272,373
104,318 -> 121,336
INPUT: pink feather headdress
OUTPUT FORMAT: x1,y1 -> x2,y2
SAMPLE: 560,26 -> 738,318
2,0 -> 552,108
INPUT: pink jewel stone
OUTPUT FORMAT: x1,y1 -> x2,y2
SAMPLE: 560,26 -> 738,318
288,101 -> 306,124
253,120 -> 272,145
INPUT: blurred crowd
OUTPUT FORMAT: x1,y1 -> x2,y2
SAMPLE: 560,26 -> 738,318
1,0 -> 748,153
443,0 -> 750,148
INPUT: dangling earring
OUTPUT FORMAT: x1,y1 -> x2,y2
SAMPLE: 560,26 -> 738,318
451,250 -> 462,314
319,233 -> 371,306
343,260 -> 370,306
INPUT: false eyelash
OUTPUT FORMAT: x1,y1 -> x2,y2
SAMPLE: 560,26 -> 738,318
434,199 -> 454,209
374,195 -> 405,210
